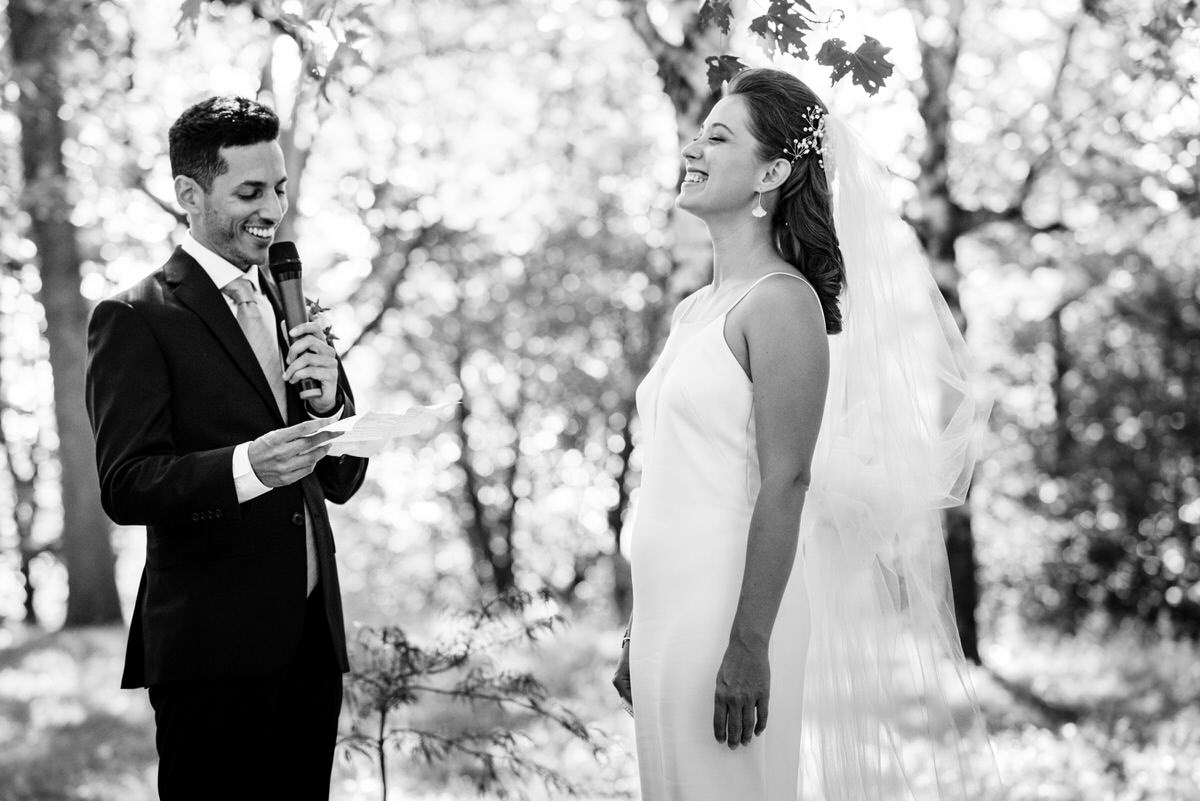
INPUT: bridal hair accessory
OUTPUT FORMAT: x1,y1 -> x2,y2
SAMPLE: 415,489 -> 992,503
783,105 -> 827,169
751,191 -> 768,218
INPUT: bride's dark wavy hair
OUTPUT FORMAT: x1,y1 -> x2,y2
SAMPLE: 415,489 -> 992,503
727,68 -> 845,334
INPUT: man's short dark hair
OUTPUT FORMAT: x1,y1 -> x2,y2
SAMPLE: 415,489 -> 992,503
168,96 -> 280,191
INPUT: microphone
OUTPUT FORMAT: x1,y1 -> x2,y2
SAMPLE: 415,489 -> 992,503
268,241 -> 320,398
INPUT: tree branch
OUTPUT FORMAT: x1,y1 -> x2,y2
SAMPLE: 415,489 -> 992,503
134,174 -> 187,226
453,347 -> 510,593
961,206 -> 1068,234
619,0 -> 717,123
960,14 -> 1084,237
339,223 -> 433,354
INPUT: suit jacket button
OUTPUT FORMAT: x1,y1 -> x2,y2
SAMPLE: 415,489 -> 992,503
291,512 -> 305,526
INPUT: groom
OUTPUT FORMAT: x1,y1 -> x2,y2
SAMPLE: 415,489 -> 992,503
86,97 -> 368,800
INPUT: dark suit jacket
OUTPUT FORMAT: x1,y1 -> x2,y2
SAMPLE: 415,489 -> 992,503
85,246 -> 368,689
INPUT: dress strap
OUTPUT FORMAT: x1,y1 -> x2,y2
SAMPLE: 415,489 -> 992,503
724,270 -> 820,317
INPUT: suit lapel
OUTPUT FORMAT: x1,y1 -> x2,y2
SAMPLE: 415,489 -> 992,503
164,247 -> 286,426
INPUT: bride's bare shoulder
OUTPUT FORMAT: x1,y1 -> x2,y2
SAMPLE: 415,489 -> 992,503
734,272 -> 823,326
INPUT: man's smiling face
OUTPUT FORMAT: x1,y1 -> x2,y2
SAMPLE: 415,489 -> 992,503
190,141 -> 288,271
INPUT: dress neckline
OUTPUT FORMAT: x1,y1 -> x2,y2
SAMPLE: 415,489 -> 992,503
676,272 -> 815,328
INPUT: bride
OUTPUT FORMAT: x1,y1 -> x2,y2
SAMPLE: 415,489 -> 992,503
612,67 -> 997,800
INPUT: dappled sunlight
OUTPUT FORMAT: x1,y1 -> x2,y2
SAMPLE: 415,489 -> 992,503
2,619 -> 1198,799
1,0 -> 1198,797
0,626 -> 156,801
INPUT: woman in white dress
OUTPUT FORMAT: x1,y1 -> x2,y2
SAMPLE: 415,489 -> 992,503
613,68 -> 997,801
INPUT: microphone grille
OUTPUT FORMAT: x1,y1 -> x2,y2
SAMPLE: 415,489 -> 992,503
268,241 -> 301,277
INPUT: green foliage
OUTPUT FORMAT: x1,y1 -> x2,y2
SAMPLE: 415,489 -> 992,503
1020,265 -> 1200,633
704,53 -> 748,89
981,623 -> 1200,798
697,0 -> 734,35
175,0 -> 202,36
695,0 -> 893,94
9,621 -> 1200,799
340,589 -> 611,799
748,0 -> 816,60
964,0 -> 1200,636
815,35 -> 893,94
175,0 -> 373,99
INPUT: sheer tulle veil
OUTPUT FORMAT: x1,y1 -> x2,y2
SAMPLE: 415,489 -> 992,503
797,113 -> 1003,798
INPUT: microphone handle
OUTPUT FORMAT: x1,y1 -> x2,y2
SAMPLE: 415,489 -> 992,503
275,273 -> 320,396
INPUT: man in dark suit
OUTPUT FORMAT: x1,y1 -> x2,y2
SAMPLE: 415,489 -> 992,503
85,96 -> 368,800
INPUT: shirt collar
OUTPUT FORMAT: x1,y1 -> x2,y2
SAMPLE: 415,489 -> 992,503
181,232 -> 261,294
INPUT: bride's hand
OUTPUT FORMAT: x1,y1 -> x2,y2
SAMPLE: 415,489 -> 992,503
612,639 -> 633,713
713,643 -> 770,749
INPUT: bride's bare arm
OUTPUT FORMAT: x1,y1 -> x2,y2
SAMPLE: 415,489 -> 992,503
714,276 -> 828,749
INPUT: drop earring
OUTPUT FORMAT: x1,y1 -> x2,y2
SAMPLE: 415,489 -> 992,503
751,192 -> 767,218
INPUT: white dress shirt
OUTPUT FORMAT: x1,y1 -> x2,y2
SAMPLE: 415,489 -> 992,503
180,233 -> 340,503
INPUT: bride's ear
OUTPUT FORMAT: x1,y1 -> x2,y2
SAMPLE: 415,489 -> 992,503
757,158 -> 792,194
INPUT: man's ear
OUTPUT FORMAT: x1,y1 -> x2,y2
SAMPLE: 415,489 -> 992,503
757,158 -> 793,194
174,175 -> 203,217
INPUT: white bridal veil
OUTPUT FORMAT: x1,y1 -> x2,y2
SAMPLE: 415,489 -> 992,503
798,114 -> 1002,799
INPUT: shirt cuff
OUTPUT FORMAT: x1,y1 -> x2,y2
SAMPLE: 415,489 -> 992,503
233,442 -> 272,503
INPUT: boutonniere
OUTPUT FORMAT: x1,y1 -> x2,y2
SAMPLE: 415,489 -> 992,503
306,298 -> 339,347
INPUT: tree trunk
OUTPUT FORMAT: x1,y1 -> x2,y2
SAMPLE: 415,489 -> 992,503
606,399 -> 638,620
0,403 -> 42,626
611,1 -> 722,619
452,350 -> 515,595
15,453 -> 41,626
9,0 -> 122,627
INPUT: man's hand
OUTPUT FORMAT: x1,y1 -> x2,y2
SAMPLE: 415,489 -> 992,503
248,418 -> 343,488
282,320 -> 339,414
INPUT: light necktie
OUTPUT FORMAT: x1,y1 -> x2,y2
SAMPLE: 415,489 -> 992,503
223,277 -> 319,596
222,278 -> 287,418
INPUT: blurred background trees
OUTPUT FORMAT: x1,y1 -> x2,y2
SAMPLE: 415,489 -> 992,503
2,0 -> 1198,797
0,0 -> 1197,648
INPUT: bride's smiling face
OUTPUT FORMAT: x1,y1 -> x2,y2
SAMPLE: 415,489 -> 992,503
676,96 -> 765,219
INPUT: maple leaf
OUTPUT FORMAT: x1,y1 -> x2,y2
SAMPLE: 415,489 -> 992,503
175,0 -> 203,38
705,54 -> 748,92
816,36 -> 895,96
748,0 -> 816,60
277,11 -> 314,33
697,0 -> 735,35
815,38 -> 854,83
318,40 -> 371,99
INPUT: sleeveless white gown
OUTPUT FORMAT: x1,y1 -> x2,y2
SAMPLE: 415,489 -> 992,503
629,272 -> 815,801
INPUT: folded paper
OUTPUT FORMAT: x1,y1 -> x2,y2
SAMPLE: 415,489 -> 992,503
310,405 -> 455,457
